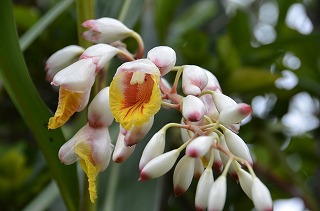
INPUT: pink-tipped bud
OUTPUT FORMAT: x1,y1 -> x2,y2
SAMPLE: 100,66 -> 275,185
139,130 -> 166,171
186,136 -> 214,158
112,132 -> 135,163
213,149 -> 223,174
82,18 -> 133,43
147,46 -> 176,76
223,129 -> 253,166
45,45 -> 84,81
80,44 -> 119,71
212,91 -> 237,112
124,117 -> 154,146
182,95 -> 207,122
208,176 -> 227,211
139,149 -> 180,181
219,103 -> 252,125
173,155 -> 195,196
238,168 -> 254,200
88,87 -> 114,127
203,69 -> 222,92
195,167 -> 214,211
182,65 -> 208,96
252,178 -> 273,211
194,158 -> 204,179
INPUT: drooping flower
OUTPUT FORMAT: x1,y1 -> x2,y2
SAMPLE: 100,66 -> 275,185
45,45 -> 84,81
48,58 -> 96,129
58,87 -> 114,203
109,59 -> 162,130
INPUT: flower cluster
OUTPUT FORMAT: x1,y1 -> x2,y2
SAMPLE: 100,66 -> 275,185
45,17 -> 273,210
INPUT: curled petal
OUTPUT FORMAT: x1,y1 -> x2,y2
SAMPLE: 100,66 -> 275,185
82,18 -> 133,43
173,155 -> 195,196
182,95 -> 207,122
45,45 -> 84,81
139,149 -> 180,181
110,65 -> 161,130
182,65 -> 208,96
48,88 -> 89,129
51,58 -> 96,93
88,87 -> 114,127
113,132 -> 135,163
147,46 -> 176,76
139,129 -> 166,171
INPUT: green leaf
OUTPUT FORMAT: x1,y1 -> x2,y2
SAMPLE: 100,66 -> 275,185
224,67 -> 280,93
0,1 -> 79,211
167,0 -> 217,44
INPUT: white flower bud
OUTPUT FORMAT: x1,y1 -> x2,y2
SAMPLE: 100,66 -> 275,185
45,45 -> 84,81
139,149 -> 180,181
173,155 -> 195,196
186,136 -> 214,158
82,18 -> 133,43
208,175 -> 227,211
182,95 -> 207,122
223,129 -> 253,166
88,87 -> 113,127
211,91 -> 237,112
252,177 -> 273,211
51,58 -> 96,92
182,65 -> 208,96
147,46 -> 176,76
219,103 -> 252,125
238,168 -> 253,200
203,69 -> 221,92
124,116 -> 154,146
213,149 -> 223,174
195,167 -> 214,211
139,130 -> 166,171
112,132 -> 135,163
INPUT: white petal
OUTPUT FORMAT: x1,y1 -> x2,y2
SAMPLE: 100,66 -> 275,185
252,177 -> 273,211
212,91 -> 237,112
238,168 -> 253,199
173,155 -> 195,196
182,65 -> 208,96
52,58 -> 96,92
219,103 -> 252,125
115,59 -> 160,76
88,87 -> 113,127
147,46 -> 176,76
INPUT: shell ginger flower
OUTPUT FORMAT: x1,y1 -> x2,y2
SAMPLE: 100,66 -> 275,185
109,59 -> 162,130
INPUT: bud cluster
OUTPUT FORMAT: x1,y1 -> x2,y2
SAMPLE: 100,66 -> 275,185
45,17 -> 273,210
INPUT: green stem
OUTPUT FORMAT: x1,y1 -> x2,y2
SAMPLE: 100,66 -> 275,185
76,0 -> 95,48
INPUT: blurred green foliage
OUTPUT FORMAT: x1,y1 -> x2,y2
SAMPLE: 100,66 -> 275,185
1,0 -> 320,210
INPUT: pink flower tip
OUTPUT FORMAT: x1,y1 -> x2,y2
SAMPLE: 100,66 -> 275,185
213,161 -> 223,174
174,186 -> 186,197
239,104 -> 252,116
186,149 -> 198,158
138,172 -> 150,181
196,207 -> 205,211
188,112 -> 202,122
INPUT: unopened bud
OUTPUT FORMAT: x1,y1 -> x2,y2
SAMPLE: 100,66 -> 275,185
173,155 -> 195,196
182,65 -> 208,96
182,95 -> 207,122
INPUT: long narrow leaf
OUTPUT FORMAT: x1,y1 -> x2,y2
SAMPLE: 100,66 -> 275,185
0,1 -> 79,210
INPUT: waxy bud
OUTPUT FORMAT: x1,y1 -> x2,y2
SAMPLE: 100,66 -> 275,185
208,176 -> 227,211
147,46 -> 176,76
124,116 -> 154,146
211,91 -> 237,112
252,177 -> 273,211
139,149 -> 180,181
238,168 -> 253,200
182,65 -> 208,96
112,132 -> 135,163
182,95 -> 207,122
186,136 -> 214,158
173,155 -> 195,196
82,17 -> 133,43
195,167 -> 214,211
203,69 -> 221,92
194,157 -> 204,179
219,103 -> 252,125
139,130 -> 166,171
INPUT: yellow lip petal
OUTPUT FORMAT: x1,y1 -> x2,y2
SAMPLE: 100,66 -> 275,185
48,88 -> 85,129
74,141 -> 99,203
109,72 -> 161,130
